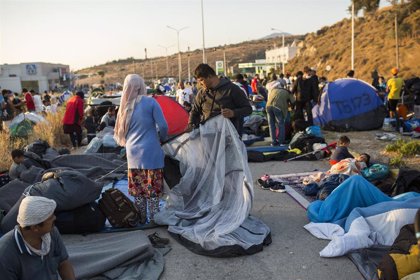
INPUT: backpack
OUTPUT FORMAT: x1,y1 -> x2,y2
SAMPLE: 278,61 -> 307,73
361,163 -> 389,182
55,202 -> 106,234
25,140 -> 50,157
98,188 -> 141,228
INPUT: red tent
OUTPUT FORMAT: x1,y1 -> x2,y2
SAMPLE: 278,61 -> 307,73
153,95 -> 188,137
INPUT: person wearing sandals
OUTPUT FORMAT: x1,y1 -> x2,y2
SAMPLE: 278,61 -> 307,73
114,74 -> 168,223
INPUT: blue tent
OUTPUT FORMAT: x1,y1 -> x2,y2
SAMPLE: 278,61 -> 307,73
312,78 -> 386,131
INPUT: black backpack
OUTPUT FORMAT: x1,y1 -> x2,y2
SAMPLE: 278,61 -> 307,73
98,188 -> 141,228
55,202 -> 106,234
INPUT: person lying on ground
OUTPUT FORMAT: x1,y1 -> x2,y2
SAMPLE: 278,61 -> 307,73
0,196 -> 76,280
329,135 -> 354,165
9,149 -> 28,180
304,153 -> 370,184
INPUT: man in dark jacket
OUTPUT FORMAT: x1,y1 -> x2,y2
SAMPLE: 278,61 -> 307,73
189,64 -> 252,135
292,68 -> 319,125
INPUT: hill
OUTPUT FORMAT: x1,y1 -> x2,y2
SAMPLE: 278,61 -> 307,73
75,3 -> 419,86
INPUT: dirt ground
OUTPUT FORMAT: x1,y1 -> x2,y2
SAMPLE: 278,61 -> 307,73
322,129 -> 420,170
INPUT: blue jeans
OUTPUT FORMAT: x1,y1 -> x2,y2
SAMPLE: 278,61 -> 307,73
266,106 -> 285,144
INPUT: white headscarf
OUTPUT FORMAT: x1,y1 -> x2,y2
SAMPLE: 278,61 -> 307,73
114,74 -> 147,146
17,196 -> 56,227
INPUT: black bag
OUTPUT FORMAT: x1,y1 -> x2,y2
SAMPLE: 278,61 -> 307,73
55,202 -> 106,234
0,173 -> 11,188
24,140 -> 50,157
98,188 -> 141,228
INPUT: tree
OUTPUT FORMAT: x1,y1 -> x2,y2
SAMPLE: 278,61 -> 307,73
349,0 -> 381,14
97,70 -> 106,78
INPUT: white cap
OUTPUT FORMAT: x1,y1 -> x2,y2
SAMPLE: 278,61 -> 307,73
17,196 -> 56,227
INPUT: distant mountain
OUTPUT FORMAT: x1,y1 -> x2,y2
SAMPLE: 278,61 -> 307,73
260,32 -> 293,40
75,3 -> 419,85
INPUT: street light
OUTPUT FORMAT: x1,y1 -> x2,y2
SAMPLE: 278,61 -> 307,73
167,25 -> 189,82
158,44 -> 174,76
271,28 -> 286,74
201,0 -> 206,63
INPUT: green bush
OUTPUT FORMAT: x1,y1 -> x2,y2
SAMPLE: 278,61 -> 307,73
389,155 -> 405,167
399,140 -> 420,156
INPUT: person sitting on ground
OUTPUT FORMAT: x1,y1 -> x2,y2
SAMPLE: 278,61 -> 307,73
98,106 -> 116,131
84,109 -> 97,144
0,196 -> 76,280
329,135 -> 354,165
9,149 -> 28,180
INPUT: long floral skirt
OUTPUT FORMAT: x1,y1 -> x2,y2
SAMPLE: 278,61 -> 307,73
128,168 -> 163,222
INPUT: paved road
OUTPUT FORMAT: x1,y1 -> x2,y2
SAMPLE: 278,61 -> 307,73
145,159 -> 363,280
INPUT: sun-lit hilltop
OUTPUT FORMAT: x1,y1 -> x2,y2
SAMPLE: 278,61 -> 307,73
75,3 -> 419,85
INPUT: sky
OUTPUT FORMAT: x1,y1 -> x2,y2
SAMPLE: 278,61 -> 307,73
0,0 -> 389,71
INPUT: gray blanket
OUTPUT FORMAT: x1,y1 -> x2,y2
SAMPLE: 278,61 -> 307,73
64,231 -> 166,280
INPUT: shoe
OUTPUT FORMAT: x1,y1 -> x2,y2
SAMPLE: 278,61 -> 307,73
257,178 -> 272,190
270,142 -> 279,146
148,232 -> 170,248
260,174 -> 270,181
270,183 -> 286,193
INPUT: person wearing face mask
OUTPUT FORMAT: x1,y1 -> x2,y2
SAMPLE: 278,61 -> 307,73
0,196 -> 75,280
188,64 -> 252,136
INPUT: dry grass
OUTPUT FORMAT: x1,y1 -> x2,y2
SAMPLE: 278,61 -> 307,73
0,131 -> 31,172
32,108 -> 71,148
0,108 -> 71,171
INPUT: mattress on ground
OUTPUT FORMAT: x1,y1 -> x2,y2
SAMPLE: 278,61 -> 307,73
64,230 -> 165,280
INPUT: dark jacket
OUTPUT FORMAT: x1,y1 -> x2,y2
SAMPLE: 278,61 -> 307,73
292,76 -> 319,102
189,78 -> 252,132
292,77 -> 310,102
330,146 -> 354,162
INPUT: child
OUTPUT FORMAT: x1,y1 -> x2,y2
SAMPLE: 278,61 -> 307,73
9,149 -> 28,180
84,109 -> 97,144
330,135 -> 354,165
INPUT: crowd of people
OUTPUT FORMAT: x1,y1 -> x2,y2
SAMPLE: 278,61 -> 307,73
0,88 -> 59,132
0,62 -> 415,279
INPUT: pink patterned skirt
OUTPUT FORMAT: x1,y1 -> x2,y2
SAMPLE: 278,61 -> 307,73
127,168 -> 164,198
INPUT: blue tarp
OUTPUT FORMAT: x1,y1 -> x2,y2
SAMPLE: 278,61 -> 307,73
307,175 -> 420,226
313,79 -> 386,131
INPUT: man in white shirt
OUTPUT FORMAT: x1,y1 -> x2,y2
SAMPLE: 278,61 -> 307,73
176,81 -> 193,107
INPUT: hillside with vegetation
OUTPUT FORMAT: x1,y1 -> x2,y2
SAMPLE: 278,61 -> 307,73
75,2 -> 419,85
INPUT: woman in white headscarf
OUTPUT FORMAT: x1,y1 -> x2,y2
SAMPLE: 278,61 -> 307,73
114,74 -> 168,223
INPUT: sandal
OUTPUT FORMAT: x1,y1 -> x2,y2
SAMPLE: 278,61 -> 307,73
148,232 -> 170,248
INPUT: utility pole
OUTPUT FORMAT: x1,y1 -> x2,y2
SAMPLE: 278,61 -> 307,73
223,45 -> 227,76
351,1 -> 355,70
144,48 -> 148,79
282,34 -> 285,75
150,61 -> 153,81
167,25 -> 189,82
158,44 -> 174,76
201,0 -> 206,63
394,13 -> 399,69
187,46 -> 191,82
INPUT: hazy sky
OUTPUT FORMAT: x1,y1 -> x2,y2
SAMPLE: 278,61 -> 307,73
0,0 -> 388,70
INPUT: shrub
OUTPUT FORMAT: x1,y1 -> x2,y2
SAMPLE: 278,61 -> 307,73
0,131 -> 30,172
389,154 -> 405,168
32,108 -> 71,148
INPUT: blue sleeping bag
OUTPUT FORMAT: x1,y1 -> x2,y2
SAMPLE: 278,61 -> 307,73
307,175 -> 420,226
